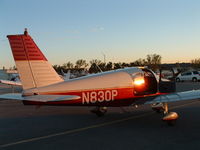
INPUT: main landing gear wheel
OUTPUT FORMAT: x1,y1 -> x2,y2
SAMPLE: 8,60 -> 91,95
192,77 -> 198,82
176,78 -> 180,82
91,107 -> 107,117
162,103 -> 179,126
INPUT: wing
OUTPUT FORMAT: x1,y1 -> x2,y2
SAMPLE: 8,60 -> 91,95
0,80 -> 22,86
145,90 -> 200,104
0,93 -> 80,102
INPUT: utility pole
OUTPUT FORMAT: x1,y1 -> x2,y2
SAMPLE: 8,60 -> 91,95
102,52 -> 106,64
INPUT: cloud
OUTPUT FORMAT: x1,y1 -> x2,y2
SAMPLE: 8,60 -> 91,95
66,29 -> 80,34
90,26 -> 105,32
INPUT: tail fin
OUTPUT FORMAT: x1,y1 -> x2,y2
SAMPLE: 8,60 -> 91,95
7,29 -> 63,90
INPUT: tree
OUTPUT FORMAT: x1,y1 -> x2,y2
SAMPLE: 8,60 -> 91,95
121,62 -> 129,68
191,58 -> 200,69
53,65 -> 62,73
114,62 -> 122,69
63,61 -> 74,69
75,59 -> 88,69
105,62 -> 113,70
89,59 -> 102,66
98,63 -> 106,71
146,54 -> 162,71
130,58 -> 146,66
146,54 -> 161,65
89,59 -> 103,73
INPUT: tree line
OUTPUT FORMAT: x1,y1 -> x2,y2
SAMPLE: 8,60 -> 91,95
6,54 -> 200,73
53,54 -> 162,73
191,58 -> 200,69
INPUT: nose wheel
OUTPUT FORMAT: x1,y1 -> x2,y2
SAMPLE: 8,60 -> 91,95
91,106 -> 107,117
162,103 -> 179,126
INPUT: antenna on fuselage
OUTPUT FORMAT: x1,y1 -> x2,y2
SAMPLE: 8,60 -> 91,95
24,28 -> 28,35
94,63 -> 103,73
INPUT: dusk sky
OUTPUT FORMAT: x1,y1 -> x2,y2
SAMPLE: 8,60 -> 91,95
1,0 -> 200,68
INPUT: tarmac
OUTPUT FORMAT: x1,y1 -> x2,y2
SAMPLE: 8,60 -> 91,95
1,82 -> 200,150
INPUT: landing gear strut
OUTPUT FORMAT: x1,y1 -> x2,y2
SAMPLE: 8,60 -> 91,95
162,103 -> 179,126
91,106 -> 107,117
151,103 -> 164,113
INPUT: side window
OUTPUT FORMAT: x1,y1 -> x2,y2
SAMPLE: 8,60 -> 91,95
186,72 -> 192,75
181,73 -> 187,76
131,72 -> 144,79
193,71 -> 199,75
182,72 -> 191,76
160,70 -> 174,81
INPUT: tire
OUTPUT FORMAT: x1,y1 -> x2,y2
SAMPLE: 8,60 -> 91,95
176,78 -> 180,82
192,77 -> 198,82
91,107 -> 107,117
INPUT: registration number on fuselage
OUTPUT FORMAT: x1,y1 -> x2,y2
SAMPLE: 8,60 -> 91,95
82,90 -> 118,104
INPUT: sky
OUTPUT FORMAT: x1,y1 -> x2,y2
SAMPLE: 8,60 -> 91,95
1,0 -> 200,68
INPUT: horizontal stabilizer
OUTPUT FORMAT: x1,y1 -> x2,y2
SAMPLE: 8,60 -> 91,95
0,80 -> 22,86
145,90 -> 200,104
0,93 -> 80,102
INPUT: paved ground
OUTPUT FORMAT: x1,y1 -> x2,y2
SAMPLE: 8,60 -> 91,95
0,82 -> 200,150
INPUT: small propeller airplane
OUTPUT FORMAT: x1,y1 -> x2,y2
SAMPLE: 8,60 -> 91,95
1,29 -> 200,125
0,78 -> 22,86
0,69 -> 71,87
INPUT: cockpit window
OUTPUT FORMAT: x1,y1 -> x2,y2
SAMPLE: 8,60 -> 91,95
144,71 -> 154,77
131,72 -> 144,78
134,69 -> 158,96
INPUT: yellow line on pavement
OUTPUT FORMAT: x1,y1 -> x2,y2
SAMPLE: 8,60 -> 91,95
1,100 -> 199,148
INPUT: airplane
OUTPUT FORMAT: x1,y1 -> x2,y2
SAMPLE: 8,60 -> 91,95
0,69 -> 71,87
0,79 -> 22,86
61,69 -> 71,80
0,75 -> 22,86
1,29 -> 200,125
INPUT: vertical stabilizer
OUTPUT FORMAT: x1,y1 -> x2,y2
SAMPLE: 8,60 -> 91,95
7,29 -> 63,90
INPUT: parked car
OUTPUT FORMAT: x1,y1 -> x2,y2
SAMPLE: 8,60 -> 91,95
176,71 -> 200,82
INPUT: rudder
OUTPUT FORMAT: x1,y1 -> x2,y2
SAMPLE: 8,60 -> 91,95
7,29 -> 63,90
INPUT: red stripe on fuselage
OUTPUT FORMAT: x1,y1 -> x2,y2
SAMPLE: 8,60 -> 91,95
23,87 -> 136,107
7,35 -> 47,61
